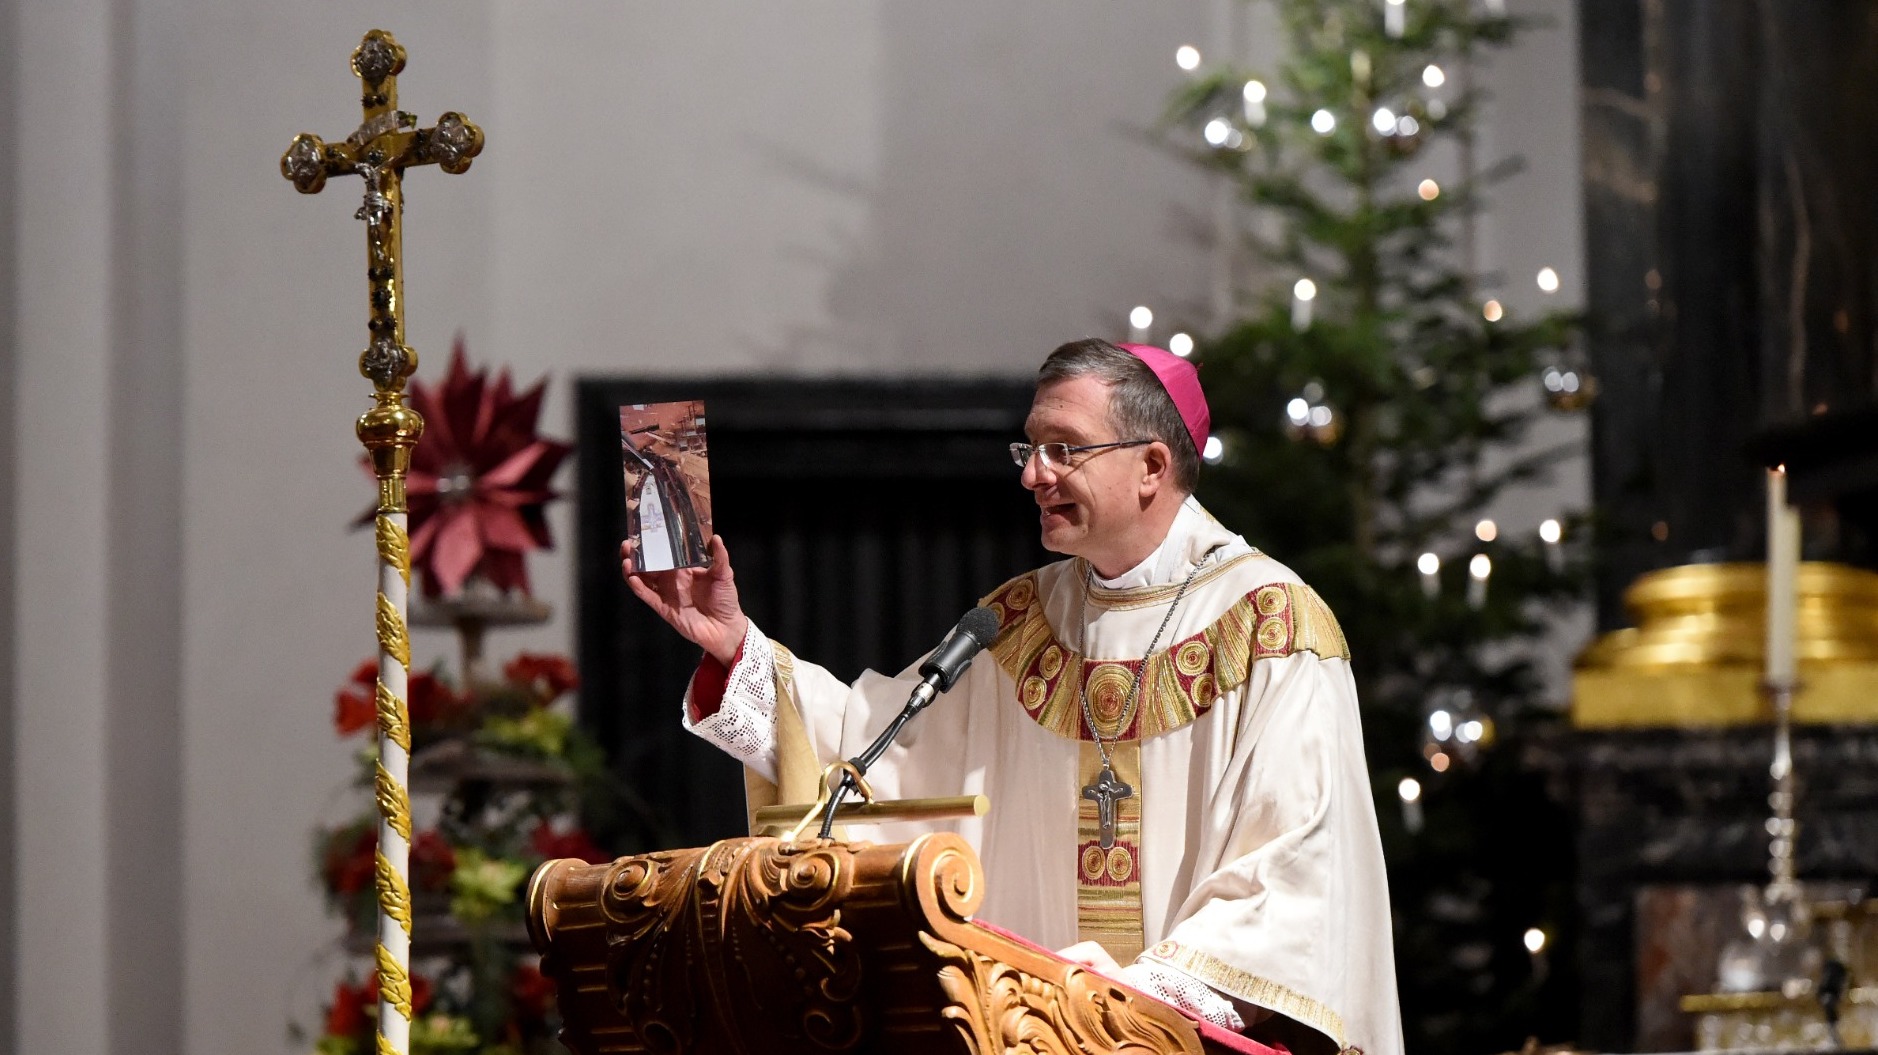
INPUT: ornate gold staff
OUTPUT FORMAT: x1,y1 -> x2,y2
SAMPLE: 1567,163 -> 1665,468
280,30 -> 483,1055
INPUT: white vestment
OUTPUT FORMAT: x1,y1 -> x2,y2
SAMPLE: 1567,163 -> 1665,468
686,499 -> 1403,1055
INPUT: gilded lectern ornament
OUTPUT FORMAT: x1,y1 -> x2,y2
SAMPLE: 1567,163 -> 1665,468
279,29 -> 483,1055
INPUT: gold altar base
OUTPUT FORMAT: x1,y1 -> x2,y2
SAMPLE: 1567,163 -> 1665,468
1572,562 -> 1878,728
527,834 -> 1227,1055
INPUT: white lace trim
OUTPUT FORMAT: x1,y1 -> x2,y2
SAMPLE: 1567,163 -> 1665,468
1120,960 -> 1246,1032
681,622 -> 780,782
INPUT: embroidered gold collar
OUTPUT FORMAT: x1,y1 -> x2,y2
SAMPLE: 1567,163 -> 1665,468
980,570 -> 1350,742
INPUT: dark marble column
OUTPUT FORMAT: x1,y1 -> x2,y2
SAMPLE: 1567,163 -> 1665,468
1580,0 -> 1878,628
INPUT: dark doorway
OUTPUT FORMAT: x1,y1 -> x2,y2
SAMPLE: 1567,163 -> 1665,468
575,377 -> 1048,851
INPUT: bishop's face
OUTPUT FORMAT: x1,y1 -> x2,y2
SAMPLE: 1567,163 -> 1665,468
1020,376 -> 1154,571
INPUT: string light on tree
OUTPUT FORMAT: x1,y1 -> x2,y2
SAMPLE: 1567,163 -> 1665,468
1243,80 -> 1268,126
1373,107 -> 1398,135
1292,278 -> 1317,329
1398,777 -> 1423,833
1423,64 -> 1446,88
1417,551 -> 1441,598
1537,266 -> 1561,293
1475,519 -> 1497,542
1202,435 -> 1225,464
1385,0 -> 1406,37
1468,553 -> 1492,608
1395,114 -> 1421,137
1128,304 -> 1154,343
1175,45 -> 1202,71
1540,518 -> 1564,571
1311,109 -> 1337,134
1169,332 -> 1194,358
1482,299 -> 1504,322
1418,179 -> 1440,201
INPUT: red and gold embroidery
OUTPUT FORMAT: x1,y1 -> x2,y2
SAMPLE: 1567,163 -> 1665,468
982,573 -> 1349,742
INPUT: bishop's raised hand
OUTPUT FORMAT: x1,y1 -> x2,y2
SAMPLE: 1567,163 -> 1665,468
621,533 -> 749,665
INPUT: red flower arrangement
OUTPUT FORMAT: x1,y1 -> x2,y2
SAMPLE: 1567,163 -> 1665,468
332,660 -> 469,737
322,971 -> 435,1038
510,964 -> 558,1023
373,338 -> 572,598
504,652 -> 580,704
529,820 -> 610,865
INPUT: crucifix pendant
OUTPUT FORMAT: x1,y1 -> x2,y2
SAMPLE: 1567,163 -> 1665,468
1081,764 -> 1134,849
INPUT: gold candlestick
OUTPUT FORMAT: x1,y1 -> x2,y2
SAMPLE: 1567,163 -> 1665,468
280,30 -> 483,1055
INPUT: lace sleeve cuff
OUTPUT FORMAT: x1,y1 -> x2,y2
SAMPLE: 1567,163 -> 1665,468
1119,960 -> 1247,1033
682,622 -> 780,781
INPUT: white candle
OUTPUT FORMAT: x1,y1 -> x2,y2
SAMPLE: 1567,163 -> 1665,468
1243,80 -> 1268,127
1766,467 -> 1801,684
1292,279 -> 1316,331
1417,552 -> 1440,599
1539,518 -> 1563,573
1467,553 -> 1491,609
1385,0 -> 1406,38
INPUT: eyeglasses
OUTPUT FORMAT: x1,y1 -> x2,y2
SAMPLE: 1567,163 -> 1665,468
1009,440 -> 1150,471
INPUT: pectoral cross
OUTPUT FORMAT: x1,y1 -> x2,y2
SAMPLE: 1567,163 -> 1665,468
1081,764 -> 1134,849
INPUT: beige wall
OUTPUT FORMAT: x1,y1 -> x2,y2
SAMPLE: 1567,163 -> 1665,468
4,3 -> 1584,1053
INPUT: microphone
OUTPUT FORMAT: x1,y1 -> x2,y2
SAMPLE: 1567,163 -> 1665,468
816,606 -> 1003,838
907,606 -> 1002,711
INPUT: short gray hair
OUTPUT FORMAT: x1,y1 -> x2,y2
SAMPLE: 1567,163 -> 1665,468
1037,338 -> 1200,492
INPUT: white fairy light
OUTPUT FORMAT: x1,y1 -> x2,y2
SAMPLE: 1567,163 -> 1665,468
1169,331 -> 1194,357
1482,299 -> 1504,322
1428,709 -> 1453,740
1398,777 -> 1422,802
1475,519 -> 1498,542
1202,435 -> 1225,463
1292,279 -> 1317,330
1129,305 -> 1154,329
1539,518 -> 1563,544
1243,80 -> 1268,126
1204,118 -> 1233,146
1175,45 -> 1202,71
1423,64 -> 1446,88
1537,266 -> 1561,292
1311,109 -> 1336,134
1372,107 -> 1397,134
1469,554 -> 1492,580
1395,115 -> 1420,136
1524,928 -> 1548,954
1418,178 -> 1440,201
1294,278 -> 1317,301
1243,79 -> 1268,104
1286,398 -> 1311,425
1417,552 -> 1440,576
1308,405 -> 1333,428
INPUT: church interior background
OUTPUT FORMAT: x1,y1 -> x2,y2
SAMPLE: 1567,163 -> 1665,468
6,1 -> 1876,1054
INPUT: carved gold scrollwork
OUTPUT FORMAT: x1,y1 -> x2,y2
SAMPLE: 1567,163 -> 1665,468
600,840 -> 867,1053
922,932 -> 1195,1055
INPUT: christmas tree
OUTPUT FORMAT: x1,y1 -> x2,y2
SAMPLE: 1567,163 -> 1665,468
1161,2 -> 1586,1050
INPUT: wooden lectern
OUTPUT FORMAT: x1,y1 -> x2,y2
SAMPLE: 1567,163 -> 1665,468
527,832 -> 1262,1054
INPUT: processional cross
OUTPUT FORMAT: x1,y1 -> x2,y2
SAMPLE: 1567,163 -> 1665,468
280,30 -> 483,1055
1082,764 -> 1134,849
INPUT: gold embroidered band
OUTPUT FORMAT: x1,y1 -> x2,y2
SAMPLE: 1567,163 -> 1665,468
1077,740 -> 1144,963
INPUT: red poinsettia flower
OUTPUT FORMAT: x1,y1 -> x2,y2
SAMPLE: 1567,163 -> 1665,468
530,820 -> 611,864
504,653 -> 579,704
333,660 -> 380,736
324,978 -> 373,1038
511,964 -> 558,1022
411,830 -> 457,892
361,337 -> 571,598
334,661 -> 468,736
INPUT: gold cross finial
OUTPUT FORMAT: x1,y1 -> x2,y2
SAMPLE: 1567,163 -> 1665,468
280,29 -> 483,398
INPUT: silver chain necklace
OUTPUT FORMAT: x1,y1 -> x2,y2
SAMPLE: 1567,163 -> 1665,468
1077,553 -> 1207,848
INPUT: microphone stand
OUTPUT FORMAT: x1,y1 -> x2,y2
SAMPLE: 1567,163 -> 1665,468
815,682 -> 940,839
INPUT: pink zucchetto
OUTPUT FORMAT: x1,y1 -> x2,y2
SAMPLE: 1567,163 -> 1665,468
1117,343 -> 1211,454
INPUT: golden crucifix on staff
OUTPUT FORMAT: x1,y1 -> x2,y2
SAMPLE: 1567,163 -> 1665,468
279,29 -> 483,1055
